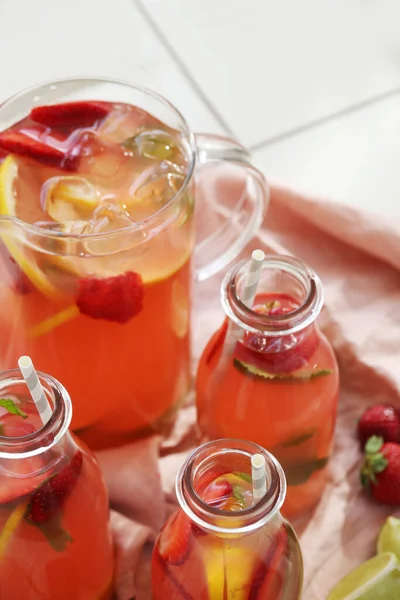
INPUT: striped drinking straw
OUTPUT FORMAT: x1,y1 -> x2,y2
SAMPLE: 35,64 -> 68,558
251,453 -> 267,503
242,249 -> 265,308
18,356 -> 53,425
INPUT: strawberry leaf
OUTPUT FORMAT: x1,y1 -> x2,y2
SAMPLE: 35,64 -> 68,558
0,398 -> 27,419
365,436 -> 384,454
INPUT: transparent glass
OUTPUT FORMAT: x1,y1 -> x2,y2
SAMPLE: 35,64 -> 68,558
196,255 -> 340,518
152,439 -> 303,599
0,369 -> 114,599
0,77 -> 269,450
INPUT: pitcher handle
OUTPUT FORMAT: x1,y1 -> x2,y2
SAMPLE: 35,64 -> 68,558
194,133 -> 269,282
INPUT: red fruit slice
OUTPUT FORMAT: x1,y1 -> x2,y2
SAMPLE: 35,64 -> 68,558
196,465 -> 232,495
76,271 -> 144,324
234,325 -> 319,375
233,293 -> 320,375
248,525 -> 288,599
30,101 -> 111,129
0,131 -> 78,171
201,479 -> 233,508
158,510 -> 192,566
25,450 -> 83,523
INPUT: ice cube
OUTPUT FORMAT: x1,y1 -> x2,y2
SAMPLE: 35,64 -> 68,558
41,176 -> 99,223
75,201 -> 139,256
128,160 -> 186,208
123,129 -> 181,162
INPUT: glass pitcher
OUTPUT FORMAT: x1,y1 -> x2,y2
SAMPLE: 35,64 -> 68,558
152,438 -> 303,599
0,77 -> 269,450
0,368 -> 114,599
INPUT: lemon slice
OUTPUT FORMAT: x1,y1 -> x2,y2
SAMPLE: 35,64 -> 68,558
0,156 -> 58,299
378,517 -> 400,561
0,500 -> 28,558
327,553 -> 400,600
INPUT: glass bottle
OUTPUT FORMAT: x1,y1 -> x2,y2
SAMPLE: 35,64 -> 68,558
152,438 -> 303,599
0,368 -> 114,599
196,254 -> 339,518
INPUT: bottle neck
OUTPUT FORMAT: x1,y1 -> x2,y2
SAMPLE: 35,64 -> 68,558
221,254 -> 323,336
0,369 -> 72,459
176,439 -> 286,535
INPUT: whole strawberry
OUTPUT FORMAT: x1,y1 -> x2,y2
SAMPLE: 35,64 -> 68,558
358,404 -> 400,446
361,436 -> 400,506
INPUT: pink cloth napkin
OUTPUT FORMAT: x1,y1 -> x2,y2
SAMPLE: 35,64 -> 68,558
97,164 -> 400,600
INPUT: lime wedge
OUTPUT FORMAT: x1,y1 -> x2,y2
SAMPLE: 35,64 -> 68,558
0,156 -> 59,299
378,517 -> 400,561
327,553 -> 400,600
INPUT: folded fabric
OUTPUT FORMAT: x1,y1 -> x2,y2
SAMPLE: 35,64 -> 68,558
97,164 -> 400,599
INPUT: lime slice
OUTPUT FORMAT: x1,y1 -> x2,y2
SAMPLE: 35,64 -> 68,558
378,517 -> 400,561
327,552 -> 400,600
0,156 -> 58,298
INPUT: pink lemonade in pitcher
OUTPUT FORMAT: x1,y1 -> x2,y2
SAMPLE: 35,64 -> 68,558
0,95 -> 194,449
152,439 -> 303,599
0,370 -> 114,599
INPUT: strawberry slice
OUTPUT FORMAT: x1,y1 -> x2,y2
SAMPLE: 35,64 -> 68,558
201,478 -> 233,508
196,465 -> 232,494
158,510 -> 192,566
0,130 -> 78,171
30,101 -> 111,129
234,326 -> 319,375
25,450 -> 83,523
76,271 -> 144,324
248,525 -> 288,599
234,293 -> 319,375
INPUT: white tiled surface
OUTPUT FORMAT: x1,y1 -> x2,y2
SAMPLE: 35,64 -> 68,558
0,0 -> 399,216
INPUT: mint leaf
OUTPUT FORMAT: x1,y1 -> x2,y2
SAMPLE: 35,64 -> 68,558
282,457 -> 329,486
233,359 -> 332,381
282,428 -> 317,448
0,398 -> 27,419
28,513 -> 73,552
232,485 -> 246,508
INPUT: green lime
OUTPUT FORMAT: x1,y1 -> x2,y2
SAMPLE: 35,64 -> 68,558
377,517 -> 400,561
327,552 -> 400,600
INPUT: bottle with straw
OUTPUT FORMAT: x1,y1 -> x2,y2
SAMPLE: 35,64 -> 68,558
152,438 -> 304,599
196,247 -> 339,520
0,357 -> 115,599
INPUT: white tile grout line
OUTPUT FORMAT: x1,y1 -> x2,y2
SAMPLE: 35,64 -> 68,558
249,85 -> 400,152
132,0 -> 234,136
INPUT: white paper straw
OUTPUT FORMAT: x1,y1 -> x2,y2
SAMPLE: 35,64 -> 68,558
18,356 -> 52,425
242,249 -> 265,308
252,453 -> 267,503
